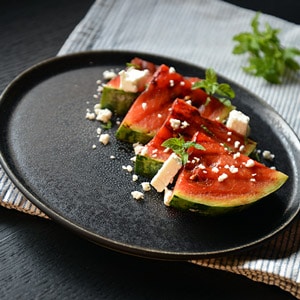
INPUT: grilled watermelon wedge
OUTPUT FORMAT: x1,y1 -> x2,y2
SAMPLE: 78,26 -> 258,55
166,131 -> 288,215
116,64 -> 235,144
100,57 -> 157,115
135,99 -> 256,178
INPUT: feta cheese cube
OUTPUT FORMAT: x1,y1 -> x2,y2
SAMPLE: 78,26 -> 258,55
226,110 -> 250,136
119,67 -> 149,93
151,153 -> 182,192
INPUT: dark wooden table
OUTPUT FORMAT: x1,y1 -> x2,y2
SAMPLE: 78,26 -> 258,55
0,1 -> 299,299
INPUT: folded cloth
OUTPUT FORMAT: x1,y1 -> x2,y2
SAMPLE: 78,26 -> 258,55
1,0 -> 300,297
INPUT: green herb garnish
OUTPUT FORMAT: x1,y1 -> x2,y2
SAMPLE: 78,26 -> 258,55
101,120 -> 112,129
162,136 -> 205,165
126,62 -> 141,69
192,68 -> 235,107
232,12 -> 300,84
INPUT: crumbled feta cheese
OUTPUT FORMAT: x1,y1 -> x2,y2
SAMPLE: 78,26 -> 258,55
131,191 -> 144,200
133,143 -> 147,155
96,127 -> 102,135
211,166 -> 219,173
151,153 -> 182,192
141,182 -> 151,192
233,152 -> 240,159
99,133 -> 110,145
245,159 -> 255,168
122,165 -> 133,172
229,165 -> 239,173
262,150 -> 275,161
239,145 -> 245,152
94,103 -> 101,112
197,163 -> 206,170
132,174 -> 138,182
85,112 -> 96,120
103,70 -> 117,80
193,157 -> 200,163
234,141 -> 240,149
180,121 -> 190,129
169,67 -> 176,73
218,173 -> 228,182
119,67 -> 149,93
169,118 -> 181,130
142,102 -> 147,110
163,188 -> 173,206
169,80 -> 175,87
157,113 -> 162,118
226,110 -> 250,136
95,108 -> 112,123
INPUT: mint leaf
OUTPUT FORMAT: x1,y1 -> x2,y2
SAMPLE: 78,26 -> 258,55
192,68 -> 235,107
232,12 -> 300,83
162,136 -> 205,165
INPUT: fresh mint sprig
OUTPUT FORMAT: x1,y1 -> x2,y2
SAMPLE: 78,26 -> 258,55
162,136 -> 205,165
192,68 -> 235,107
232,12 -> 300,84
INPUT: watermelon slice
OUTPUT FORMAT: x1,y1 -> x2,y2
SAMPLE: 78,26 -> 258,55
100,57 -> 157,115
135,99 -> 256,178
116,64 -> 235,144
166,131 -> 288,215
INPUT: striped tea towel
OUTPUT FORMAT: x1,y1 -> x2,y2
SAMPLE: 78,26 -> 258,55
1,0 -> 300,297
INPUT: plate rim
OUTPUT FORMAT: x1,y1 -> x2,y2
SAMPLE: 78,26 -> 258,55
1,50 -> 300,260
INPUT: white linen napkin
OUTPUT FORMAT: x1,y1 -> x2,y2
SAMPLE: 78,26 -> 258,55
1,0 -> 300,297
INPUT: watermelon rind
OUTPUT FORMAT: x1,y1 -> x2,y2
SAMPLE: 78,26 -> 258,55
134,154 -> 163,178
168,167 -> 288,216
100,86 -> 138,116
116,124 -> 154,144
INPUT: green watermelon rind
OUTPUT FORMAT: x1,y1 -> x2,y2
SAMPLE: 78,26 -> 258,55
134,155 -> 163,178
115,124 -> 154,144
100,86 -> 138,116
169,171 -> 288,216
169,195 -> 248,215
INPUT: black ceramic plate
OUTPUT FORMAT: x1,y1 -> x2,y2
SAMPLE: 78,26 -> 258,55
0,51 -> 299,260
